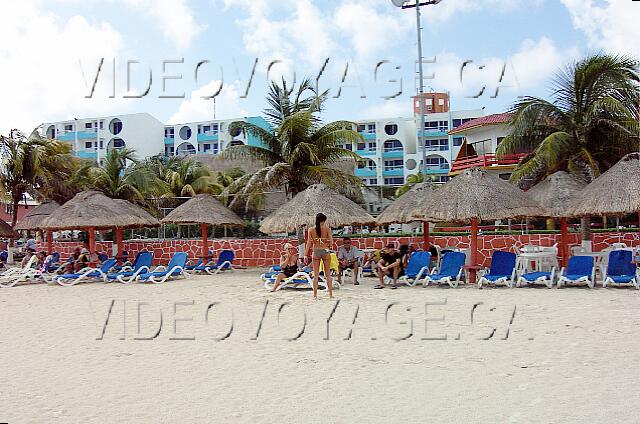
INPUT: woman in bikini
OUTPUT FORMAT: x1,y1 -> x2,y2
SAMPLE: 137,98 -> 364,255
271,243 -> 300,292
305,213 -> 334,299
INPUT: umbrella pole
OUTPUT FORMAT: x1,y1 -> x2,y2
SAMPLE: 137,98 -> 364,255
46,231 -> 53,256
88,227 -> 96,266
116,228 -> 123,264
470,218 -> 479,283
422,221 -> 430,250
560,217 -> 568,268
201,223 -> 208,262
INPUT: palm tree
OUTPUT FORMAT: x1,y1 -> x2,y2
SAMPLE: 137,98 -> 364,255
0,129 -> 80,227
395,173 -> 425,197
497,54 -> 639,185
72,147 -> 167,205
496,54 -> 640,240
137,155 -> 234,197
222,79 -> 363,210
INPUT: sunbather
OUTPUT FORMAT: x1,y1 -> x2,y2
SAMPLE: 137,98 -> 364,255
305,213 -> 334,299
270,243 -> 300,292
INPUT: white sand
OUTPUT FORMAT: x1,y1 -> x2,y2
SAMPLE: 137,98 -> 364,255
1,270 -> 640,423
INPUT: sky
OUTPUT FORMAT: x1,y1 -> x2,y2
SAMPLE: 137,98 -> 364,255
0,0 -> 639,134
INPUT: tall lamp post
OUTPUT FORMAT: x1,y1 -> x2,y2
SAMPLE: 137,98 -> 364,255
391,0 -> 444,177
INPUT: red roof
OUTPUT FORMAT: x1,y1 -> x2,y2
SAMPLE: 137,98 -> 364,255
449,112 -> 513,135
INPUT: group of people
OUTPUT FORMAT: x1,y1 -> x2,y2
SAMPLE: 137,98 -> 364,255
270,213 -> 438,298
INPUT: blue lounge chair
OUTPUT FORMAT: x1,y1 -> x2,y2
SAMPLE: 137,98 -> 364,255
603,250 -> 639,289
107,251 -> 153,284
136,252 -> 189,284
517,269 -> 556,288
185,259 -> 203,271
54,258 -> 117,286
264,266 -> 314,291
477,251 -> 517,288
557,256 -> 596,288
391,251 -> 431,286
423,251 -> 466,288
261,265 -> 283,281
196,250 -> 235,275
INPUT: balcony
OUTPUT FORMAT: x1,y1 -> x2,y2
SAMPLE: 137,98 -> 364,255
419,129 -> 449,137
76,151 -> 97,159
355,149 -> 376,156
450,153 -> 528,173
56,132 -> 75,141
164,137 -> 174,145
382,149 -> 404,158
357,132 -> 376,140
77,130 -> 97,140
197,132 -> 219,142
382,168 -> 404,176
355,168 -> 377,177
424,166 -> 449,174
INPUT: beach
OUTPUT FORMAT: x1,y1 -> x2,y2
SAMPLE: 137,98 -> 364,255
1,270 -> 639,423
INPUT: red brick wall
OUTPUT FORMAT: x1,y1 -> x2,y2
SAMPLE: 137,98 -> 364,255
41,232 -> 640,267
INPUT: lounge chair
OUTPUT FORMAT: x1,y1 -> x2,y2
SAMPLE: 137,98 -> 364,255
53,258 -> 117,286
477,251 -> 517,289
264,266 -> 314,291
188,250 -> 235,275
0,255 -> 46,288
603,250 -> 639,289
106,251 -> 153,284
0,254 -> 38,279
517,269 -> 556,288
556,256 -> 596,288
392,251 -> 431,286
423,251 -> 466,288
135,252 -> 189,284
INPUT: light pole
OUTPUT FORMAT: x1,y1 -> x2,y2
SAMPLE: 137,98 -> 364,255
391,0 -> 444,177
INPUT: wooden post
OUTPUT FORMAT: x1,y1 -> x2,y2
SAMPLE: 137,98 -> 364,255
469,218 -> 479,283
46,231 -> 53,255
88,227 -> 96,266
201,223 -> 208,261
423,221 -> 430,250
560,217 -> 568,268
116,227 -> 123,264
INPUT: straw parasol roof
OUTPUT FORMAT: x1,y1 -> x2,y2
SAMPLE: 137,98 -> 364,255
377,183 -> 437,224
161,194 -> 244,227
410,167 -> 544,223
526,171 -> 586,218
0,218 -> 19,238
569,152 -> 640,217
15,201 -> 60,231
259,184 -> 376,233
39,191 -> 159,231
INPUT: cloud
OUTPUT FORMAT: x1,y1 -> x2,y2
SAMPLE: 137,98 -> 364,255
122,0 -> 204,50
0,1 -> 129,134
357,99 -> 411,120
167,80 -> 248,124
560,0 -> 640,58
423,37 -> 576,99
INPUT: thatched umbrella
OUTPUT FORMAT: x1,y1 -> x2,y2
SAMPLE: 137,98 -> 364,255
15,201 -> 60,254
410,167 -> 544,281
40,191 -> 159,260
570,152 -> 640,219
527,171 -> 586,266
259,184 -> 376,234
0,218 -> 19,239
377,183 -> 438,248
161,194 -> 244,260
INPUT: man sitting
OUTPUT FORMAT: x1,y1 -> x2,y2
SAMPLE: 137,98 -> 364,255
374,243 -> 404,289
337,237 -> 361,286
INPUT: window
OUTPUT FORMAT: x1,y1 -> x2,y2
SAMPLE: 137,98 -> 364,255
357,142 -> 366,151
432,175 -> 450,183
85,141 -> 93,149
367,178 -> 378,185
424,139 -> 449,151
164,127 -> 174,138
201,125 -> 211,134
384,124 -> 398,136
85,122 -> 92,129
99,138 -> 104,149
424,155 -> 449,171
384,177 -> 404,185
203,143 -> 211,151
426,98 -> 433,106
99,120 -> 104,129
109,118 -> 123,135
452,119 -> 462,128
111,138 -> 125,149
229,126 -> 241,137
384,159 -> 403,171
179,126 -> 192,140
383,139 -> 403,152
357,124 -> 365,133
165,146 -> 175,156
212,124 -> 219,134
367,142 -> 376,151
344,143 -> 352,151
64,124 -> 73,132
453,137 -> 464,146
212,143 -> 219,154
358,159 -> 376,171
438,99 -> 445,106
367,124 -> 376,134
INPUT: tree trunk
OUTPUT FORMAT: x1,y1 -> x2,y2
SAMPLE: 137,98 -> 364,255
10,196 -> 20,229
580,216 -> 591,241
